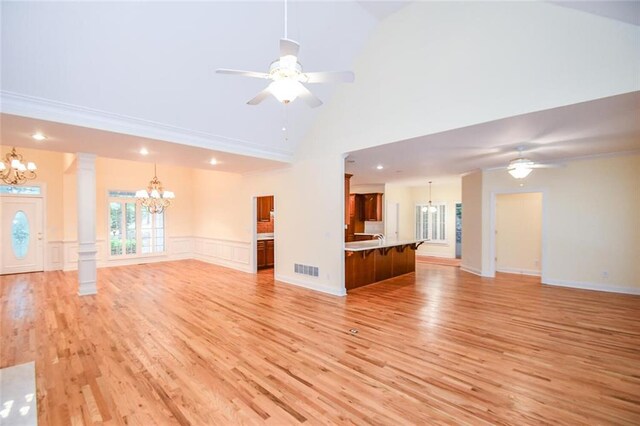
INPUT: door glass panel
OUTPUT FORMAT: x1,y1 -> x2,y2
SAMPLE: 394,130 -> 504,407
11,210 -> 30,259
125,202 -> 137,255
110,202 -> 123,255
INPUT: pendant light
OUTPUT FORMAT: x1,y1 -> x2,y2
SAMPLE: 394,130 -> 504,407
422,181 -> 438,213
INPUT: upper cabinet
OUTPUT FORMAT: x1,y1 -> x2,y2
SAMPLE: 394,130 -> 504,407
257,196 -> 274,222
363,193 -> 383,221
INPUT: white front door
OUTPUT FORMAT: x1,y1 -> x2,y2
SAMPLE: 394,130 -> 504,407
1,196 -> 44,274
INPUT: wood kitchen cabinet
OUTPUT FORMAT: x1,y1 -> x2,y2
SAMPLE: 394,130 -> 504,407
363,193 -> 383,221
257,196 -> 274,222
257,239 -> 274,269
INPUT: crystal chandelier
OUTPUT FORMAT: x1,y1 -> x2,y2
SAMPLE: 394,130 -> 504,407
135,164 -> 175,214
0,147 -> 37,185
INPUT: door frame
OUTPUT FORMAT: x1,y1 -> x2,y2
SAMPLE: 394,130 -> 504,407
0,183 -> 48,274
252,194 -> 276,274
488,188 -> 547,281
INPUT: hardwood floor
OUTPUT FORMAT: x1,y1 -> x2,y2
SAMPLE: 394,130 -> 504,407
1,260 -> 639,425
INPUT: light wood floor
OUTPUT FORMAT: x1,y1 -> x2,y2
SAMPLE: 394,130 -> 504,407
1,260 -> 639,425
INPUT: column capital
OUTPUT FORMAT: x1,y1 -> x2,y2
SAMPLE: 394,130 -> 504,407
76,153 -> 96,170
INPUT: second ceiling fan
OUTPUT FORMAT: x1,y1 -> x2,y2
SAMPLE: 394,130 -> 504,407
216,0 -> 354,108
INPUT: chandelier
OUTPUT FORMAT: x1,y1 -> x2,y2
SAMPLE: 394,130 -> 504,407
135,164 -> 175,214
0,147 -> 37,185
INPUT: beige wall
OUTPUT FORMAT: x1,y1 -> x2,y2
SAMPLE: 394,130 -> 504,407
477,154 -> 640,292
383,184 -> 413,241
496,192 -> 542,275
461,171 -> 483,274
411,181 -> 461,258
350,184 -> 384,194
0,146 -> 65,241
94,157 -> 194,242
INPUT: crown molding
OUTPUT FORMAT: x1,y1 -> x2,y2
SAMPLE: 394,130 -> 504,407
0,91 -> 293,163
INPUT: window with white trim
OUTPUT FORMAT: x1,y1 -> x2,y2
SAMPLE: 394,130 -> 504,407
415,203 -> 446,242
108,191 -> 165,257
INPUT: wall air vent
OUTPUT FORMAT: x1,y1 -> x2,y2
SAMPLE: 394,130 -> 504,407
294,263 -> 319,277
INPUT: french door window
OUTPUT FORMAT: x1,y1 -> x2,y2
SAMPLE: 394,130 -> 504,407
109,191 -> 165,257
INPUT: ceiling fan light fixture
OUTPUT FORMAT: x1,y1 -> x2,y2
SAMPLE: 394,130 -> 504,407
269,79 -> 300,104
508,158 -> 534,179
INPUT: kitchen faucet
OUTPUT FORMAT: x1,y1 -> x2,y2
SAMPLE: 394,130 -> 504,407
373,233 -> 385,242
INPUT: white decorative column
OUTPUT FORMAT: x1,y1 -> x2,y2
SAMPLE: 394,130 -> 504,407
76,153 -> 97,295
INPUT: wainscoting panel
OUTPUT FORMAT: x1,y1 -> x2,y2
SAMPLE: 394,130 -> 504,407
46,241 -> 64,271
193,237 -> 252,273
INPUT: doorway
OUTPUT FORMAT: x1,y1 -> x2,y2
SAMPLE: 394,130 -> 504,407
255,195 -> 275,274
455,202 -> 462,259
386,201 -> 399,241
494,192 -> 542,276
1,196 -> 44,274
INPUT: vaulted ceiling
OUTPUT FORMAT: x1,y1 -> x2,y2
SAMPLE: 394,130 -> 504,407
1,1 -> 397,163
1,1 -> 638,177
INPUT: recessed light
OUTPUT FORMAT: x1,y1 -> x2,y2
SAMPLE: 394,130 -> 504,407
282,126 -> 286,131
376,165 -> 384,170
139,148 -> 149,156
32,132 -> 46,141
210,158 -> 218,165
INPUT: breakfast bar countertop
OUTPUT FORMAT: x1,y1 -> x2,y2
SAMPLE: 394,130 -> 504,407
344,239 -> 427,252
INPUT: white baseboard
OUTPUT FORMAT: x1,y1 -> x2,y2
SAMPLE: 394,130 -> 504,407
460,264 -> 482,276
416,251 -> 456,259
543,278 -> 640,296
496,267 -> 541,277
275,273 -> 346,297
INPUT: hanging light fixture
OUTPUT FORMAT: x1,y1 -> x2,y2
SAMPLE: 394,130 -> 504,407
422,181 -> 438,213
0,147 -> 37,185
135,164 -> 175,214
507,157 -> 534,179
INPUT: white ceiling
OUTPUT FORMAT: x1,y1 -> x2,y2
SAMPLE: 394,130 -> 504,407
346,92 -> 640,185
0,1 -> 380,160
0,113 -> 288,174
550,1 -> 640,26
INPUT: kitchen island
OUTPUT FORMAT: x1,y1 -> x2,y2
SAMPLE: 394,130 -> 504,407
345,239 -> 425,290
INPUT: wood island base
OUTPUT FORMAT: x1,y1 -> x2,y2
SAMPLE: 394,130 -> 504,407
345,243 -> 420,291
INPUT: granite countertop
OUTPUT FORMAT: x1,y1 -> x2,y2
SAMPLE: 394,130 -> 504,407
353,232 -> 379,236
345,239 -> 427,252
257,233 -> 274,241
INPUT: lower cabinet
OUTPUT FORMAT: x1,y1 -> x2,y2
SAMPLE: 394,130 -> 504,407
257,239 -> 274,269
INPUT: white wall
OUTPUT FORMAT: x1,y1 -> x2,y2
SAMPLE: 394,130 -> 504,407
496,192 -> 542,275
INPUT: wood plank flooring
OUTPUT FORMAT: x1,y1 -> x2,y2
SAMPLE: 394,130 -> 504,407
1,260 -> 639,425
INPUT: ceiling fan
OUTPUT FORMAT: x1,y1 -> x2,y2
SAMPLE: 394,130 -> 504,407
504,147 -> 562,179
216,0 -> 354,108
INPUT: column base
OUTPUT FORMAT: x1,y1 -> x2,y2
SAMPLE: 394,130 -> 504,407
77,243 -> 97,296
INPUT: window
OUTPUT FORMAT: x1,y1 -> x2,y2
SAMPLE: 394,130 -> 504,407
0,185 -> 41,195
415,203 -> 446,242
109,191 -> 165,257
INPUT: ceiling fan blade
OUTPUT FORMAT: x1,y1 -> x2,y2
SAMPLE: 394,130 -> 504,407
531,163 -> 563,169
296,83 -> 323,108
247,87 -> 272,105
280,38 -> 300,57
302,71 -> 355,84
216,68 -> 270,79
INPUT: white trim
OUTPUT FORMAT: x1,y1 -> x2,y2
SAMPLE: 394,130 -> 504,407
417,252 -> 456,259
543,278 -> 640,296
275,273 -> 347,297
496,267 -> 541,277
192,237 -> 252,273
0,90 -> 293,163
